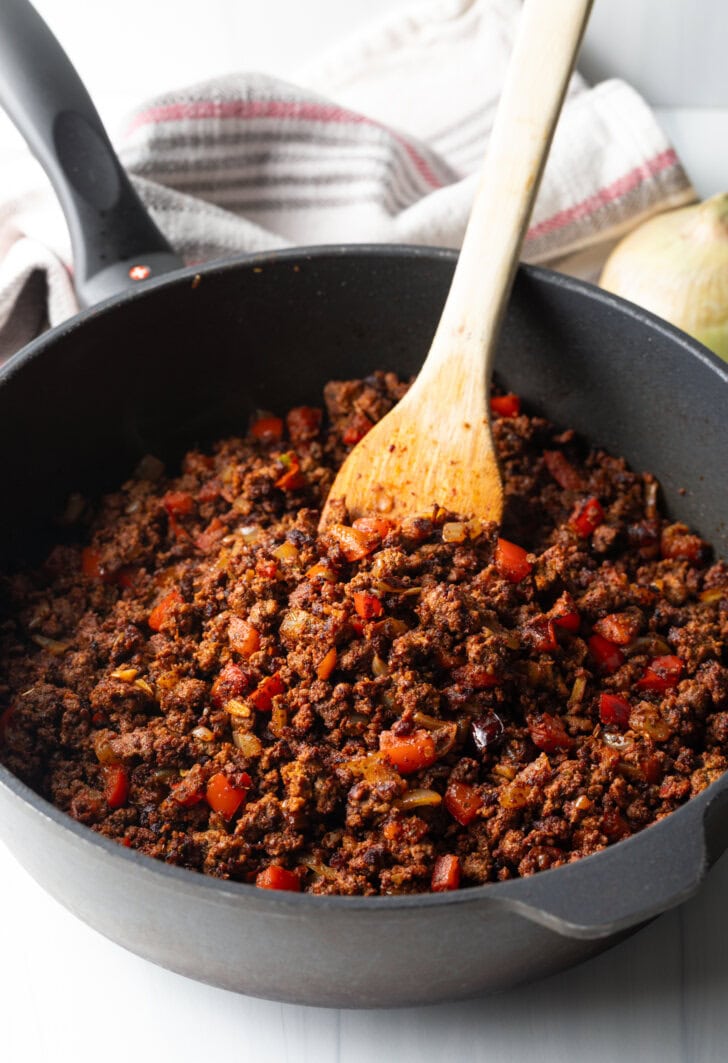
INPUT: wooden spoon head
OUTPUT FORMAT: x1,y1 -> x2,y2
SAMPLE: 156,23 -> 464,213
320,386 -> 503,527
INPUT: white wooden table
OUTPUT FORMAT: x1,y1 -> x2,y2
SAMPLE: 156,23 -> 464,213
1,3 -> 726,1060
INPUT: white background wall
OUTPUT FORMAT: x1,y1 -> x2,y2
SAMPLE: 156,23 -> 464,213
0,0 -> 726,195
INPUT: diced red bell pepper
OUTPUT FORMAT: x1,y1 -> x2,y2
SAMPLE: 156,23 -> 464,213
327,523 -> 380,562
352,591 -> 384,620
316,647 -> 337,681
490,393 -> 521,418
444,781 -> 484,826
195,516 -> 226,552
205,772 -> 250,819
593,611 -> 641,646
526,616 -> 558,653
170,775 -> 204,808
638,754 -> 663,784
601,809 -> 631,841
256,558 -> 278,579
660,523 -> 706,563
249,673 -> 286,712
81,546 -> 104,581
286,406 -> 322,444
549,592 -> 580,632
380,729 -> 437,774
570,497 -> 605,538
81,546 -> 123,585
352,516 -> 395,539
274,452 -> 306,491
115,566 -> 138,589
528,713 -> 574,753
250,415 -> 284,443
211,661 -> 250,708
163,490 -> 195,517
256,865 -> 301,892
342,411 -> 373,446
197,478 -> 221,503
543,450 -> 583,491
228,617 -> 261,658
103,764 -> 129,809
588,633 -> 625,674
635,655 -> 684,693
494,538 -> 532,583
431,853 -> 461,892
599,692 -> 631,729
148,589 -> 182,632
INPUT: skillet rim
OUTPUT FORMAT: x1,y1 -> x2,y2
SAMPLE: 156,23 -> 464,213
1,242 -> 727,920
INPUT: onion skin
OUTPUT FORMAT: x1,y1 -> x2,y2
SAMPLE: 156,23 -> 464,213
599,193 -> 728,361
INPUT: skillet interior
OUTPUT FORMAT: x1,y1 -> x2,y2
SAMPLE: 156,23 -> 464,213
1,246 -> 727,1006
2,247 -> 726,560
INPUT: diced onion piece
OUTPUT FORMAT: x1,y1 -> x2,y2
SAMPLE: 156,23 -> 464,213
372,654 -> 389,677
93,731 -> 118,765
239,525 -> 262,543
398,788 -> 442,811
499,782 -> 531,809
224,698 -> 252,718
442,522 -> 467,543
567,674 -> 587,709
269,705 -> 288,736
110,667 -> 138,682
191,725 -> 214,742
279,608 -> 311,641
700,586 -> 727,603
345,751 -> 398,784
273,541 -> 300,563
30,634 -> 70,656
134,678 -> 155,697
629,704 -> 672,741
492,763 -> 517,781
231,730 -> 263,756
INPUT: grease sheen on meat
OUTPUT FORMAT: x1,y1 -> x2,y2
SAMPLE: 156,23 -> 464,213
1,372 -> 727,895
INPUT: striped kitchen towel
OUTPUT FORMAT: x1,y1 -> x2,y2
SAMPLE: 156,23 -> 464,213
0,0 -> 694,359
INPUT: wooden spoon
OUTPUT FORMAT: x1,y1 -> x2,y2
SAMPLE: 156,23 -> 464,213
321,0 -> 593,528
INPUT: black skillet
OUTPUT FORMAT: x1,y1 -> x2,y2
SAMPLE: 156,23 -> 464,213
1,0 -> 728,1008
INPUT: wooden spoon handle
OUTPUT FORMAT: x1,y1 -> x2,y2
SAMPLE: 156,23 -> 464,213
420,0 -> 593,385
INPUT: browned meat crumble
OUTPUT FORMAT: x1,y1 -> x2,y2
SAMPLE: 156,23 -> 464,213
1,372 -> 727,896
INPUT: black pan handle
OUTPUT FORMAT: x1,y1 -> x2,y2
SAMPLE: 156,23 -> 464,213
492,774 -> 728,940
0,0 -> 184,307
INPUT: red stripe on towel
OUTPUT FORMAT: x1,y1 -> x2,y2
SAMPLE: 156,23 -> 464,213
526,148 -> 679,240
125,99 -> 443,190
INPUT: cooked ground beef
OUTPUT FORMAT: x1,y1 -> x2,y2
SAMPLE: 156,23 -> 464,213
1,373 -> 727,895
